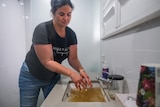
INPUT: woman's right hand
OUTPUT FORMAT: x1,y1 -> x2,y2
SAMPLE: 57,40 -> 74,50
70,71 -> 86,90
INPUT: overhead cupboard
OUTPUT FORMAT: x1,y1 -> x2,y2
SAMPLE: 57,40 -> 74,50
101,0 -> 160,39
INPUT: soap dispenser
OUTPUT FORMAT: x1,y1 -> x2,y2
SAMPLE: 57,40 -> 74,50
101,54 -> 109,79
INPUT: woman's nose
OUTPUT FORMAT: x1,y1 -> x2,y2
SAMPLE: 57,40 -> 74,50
63,15 -> 69,21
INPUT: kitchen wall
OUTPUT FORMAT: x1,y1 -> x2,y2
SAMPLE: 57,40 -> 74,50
0,0 -> 26,107
0,0 -> 101,107
100,0 -> 160,94
100,18 -> 160,93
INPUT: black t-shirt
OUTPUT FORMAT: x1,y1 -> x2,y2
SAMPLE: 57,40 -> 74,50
25,20 -> 77,81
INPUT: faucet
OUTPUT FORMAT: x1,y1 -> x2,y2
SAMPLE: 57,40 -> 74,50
96,76 -> 112,89
96,76 -> 119,90
96,76 -> 111,83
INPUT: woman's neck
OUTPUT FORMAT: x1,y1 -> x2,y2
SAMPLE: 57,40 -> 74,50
53,20 -> 66,38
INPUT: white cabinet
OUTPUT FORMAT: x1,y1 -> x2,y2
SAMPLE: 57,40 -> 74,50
101,0 -> 160,40
121,0 -> 160,25
101,0 -> 120,39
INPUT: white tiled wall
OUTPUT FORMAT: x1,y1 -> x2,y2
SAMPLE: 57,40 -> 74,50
100,18 -> 160,93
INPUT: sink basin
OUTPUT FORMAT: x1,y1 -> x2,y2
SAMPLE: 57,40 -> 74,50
62,80 -> 110,102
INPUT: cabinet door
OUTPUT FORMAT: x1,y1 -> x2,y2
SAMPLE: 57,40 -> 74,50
101,0 -> 120,38
121,0 -> 160,25
101,0 -> 160,40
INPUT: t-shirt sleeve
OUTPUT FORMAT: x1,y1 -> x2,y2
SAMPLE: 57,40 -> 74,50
32,23 -> 49,44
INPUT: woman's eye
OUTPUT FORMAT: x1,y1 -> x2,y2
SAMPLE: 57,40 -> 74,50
67,13 -> 71,17
58,12 -> 71,17
59,12 -> 65,16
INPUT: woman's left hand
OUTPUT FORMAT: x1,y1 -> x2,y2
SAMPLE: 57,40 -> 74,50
79,69 -> 92,88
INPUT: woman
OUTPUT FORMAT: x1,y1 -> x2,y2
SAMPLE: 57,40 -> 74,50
19,0 -> 92,106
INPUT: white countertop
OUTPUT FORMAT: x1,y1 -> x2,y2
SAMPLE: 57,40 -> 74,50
115,93 -> 137,107
40,72 -> 124,107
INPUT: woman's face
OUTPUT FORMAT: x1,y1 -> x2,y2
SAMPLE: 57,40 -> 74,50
54,5 -> 72,28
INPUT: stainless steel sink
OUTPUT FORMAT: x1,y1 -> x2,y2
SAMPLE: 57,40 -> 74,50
62,80 -> 110,102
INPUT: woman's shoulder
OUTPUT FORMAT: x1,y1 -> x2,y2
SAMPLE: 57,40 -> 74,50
35,20 -> 52,30
66,26 -> 75,34
37,21 -> 47,27
34,23 -> 46,32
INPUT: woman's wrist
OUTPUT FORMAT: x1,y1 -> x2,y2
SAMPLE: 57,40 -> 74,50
79,69 -> 85,73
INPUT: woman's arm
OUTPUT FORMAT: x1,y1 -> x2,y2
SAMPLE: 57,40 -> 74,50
34,44 -> 70,75
68,45 -> 92,87
34,44 -> 85,89
68,45 -> 83,72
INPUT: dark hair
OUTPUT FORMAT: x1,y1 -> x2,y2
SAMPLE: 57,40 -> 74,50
51,0 -> 74,14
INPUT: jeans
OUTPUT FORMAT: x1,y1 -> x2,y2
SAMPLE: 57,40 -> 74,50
19,62 -> 60,107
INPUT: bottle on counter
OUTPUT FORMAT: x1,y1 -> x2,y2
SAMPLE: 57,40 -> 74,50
101,54 -> 109,79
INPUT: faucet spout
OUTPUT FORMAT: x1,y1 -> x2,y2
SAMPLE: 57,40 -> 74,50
96,76 -> 111,83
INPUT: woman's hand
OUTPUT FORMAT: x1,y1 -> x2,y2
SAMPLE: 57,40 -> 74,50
79,69 -> 92,88
70,71 -> 86,90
